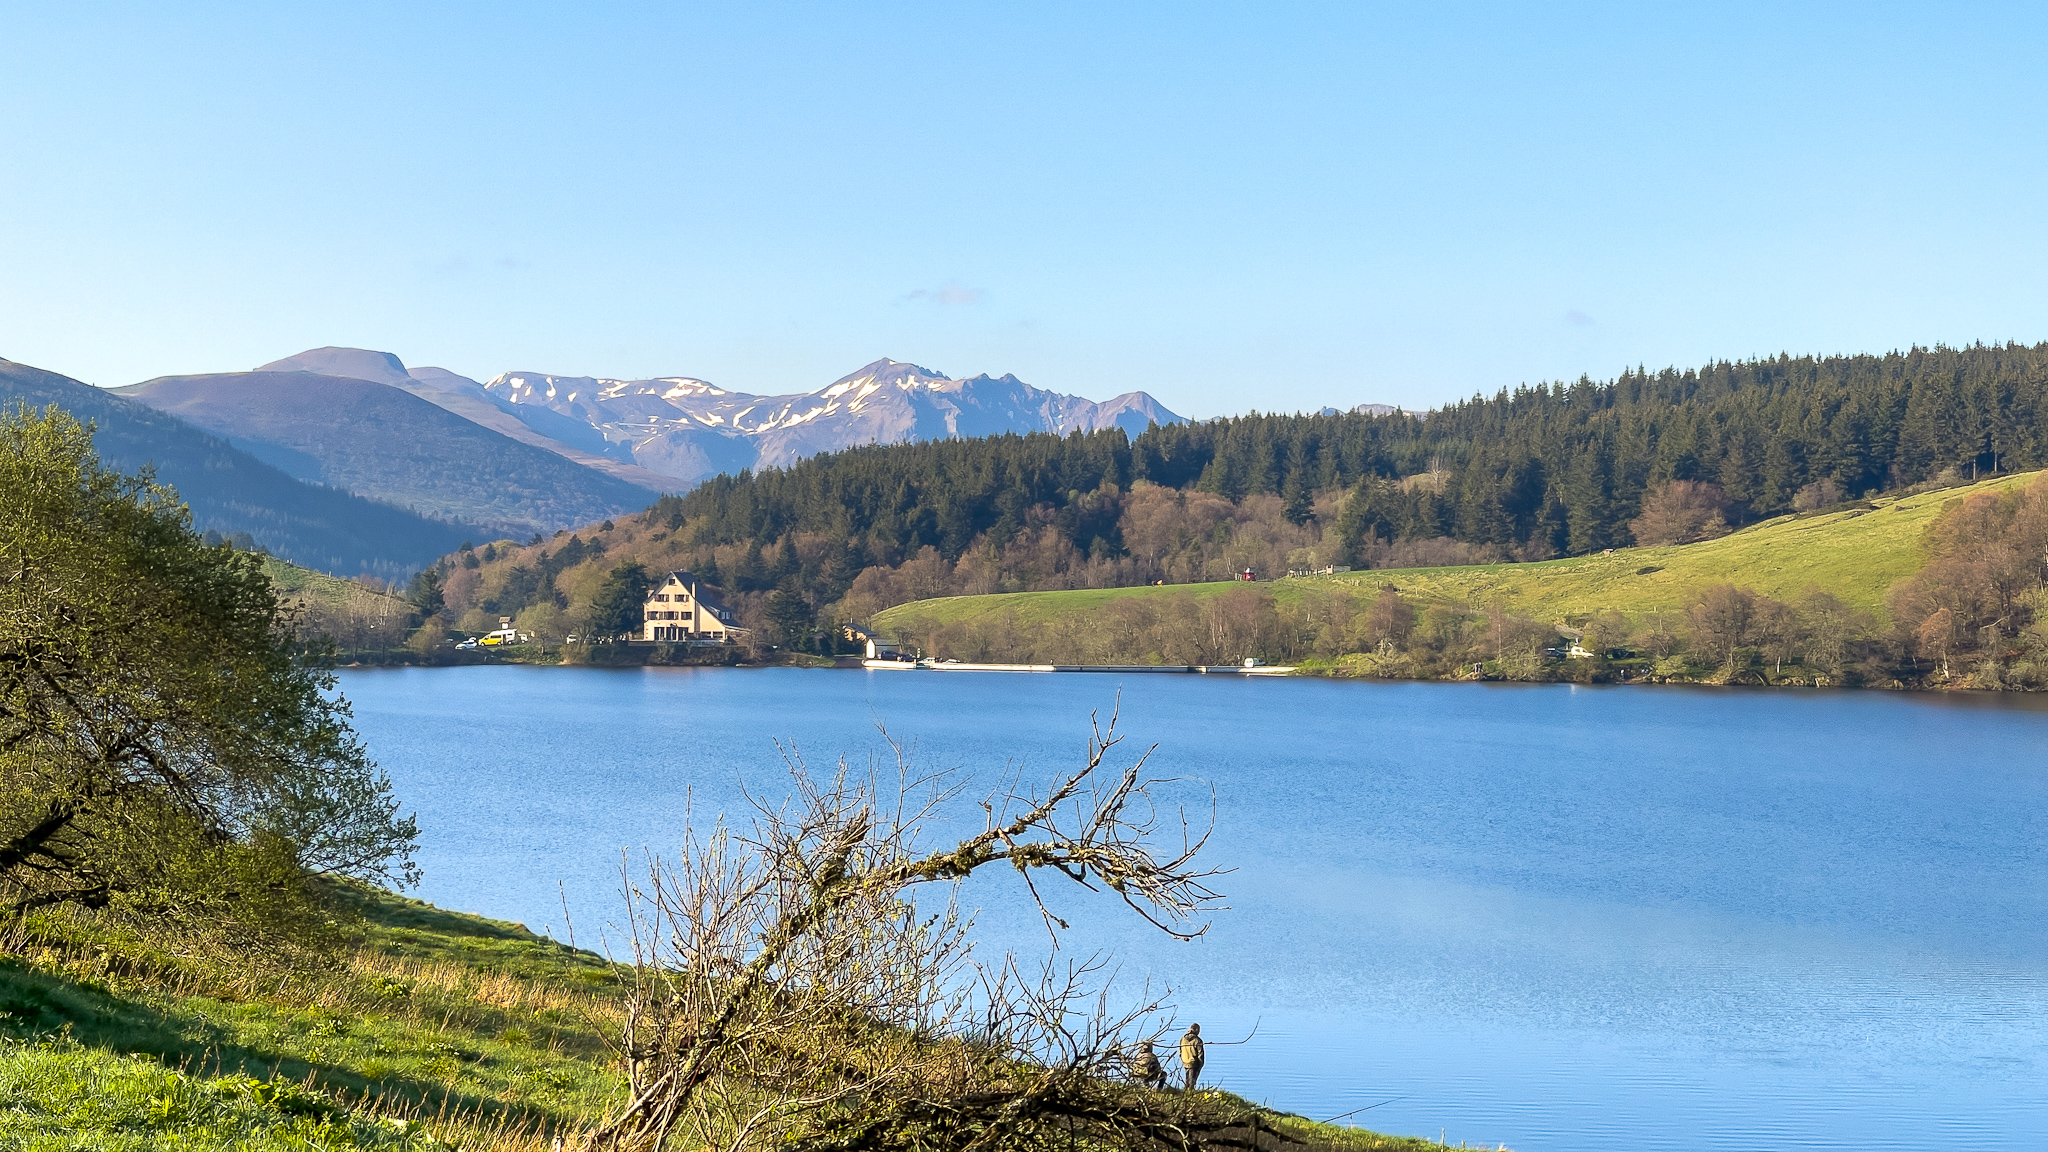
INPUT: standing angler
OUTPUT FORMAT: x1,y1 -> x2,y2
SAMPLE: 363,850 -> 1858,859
1179,1022 -> 1206,1091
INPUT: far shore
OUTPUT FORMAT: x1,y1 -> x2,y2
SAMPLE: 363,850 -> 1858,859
330,646 -> 1993,693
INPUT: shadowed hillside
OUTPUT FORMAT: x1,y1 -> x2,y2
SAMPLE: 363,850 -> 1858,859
0,357 -> 473,578
115,370 -> 663,537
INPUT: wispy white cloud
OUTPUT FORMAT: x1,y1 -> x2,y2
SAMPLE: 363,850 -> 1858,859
900,281 -> 987,307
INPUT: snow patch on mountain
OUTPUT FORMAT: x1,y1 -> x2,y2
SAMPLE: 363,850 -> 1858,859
479,358 -> 1185,485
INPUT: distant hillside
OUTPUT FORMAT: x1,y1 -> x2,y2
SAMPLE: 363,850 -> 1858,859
257,347 -> 683,491
114,369 -> 662,538
258,554 -> 409,614
872,471 -> 2039,682
0,357 -> 471,578
878,472 -> 2030,634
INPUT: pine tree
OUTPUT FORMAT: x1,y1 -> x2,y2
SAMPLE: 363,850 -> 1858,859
736,540 -> 769,592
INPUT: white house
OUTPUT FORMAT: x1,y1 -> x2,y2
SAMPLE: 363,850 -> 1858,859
642,572 -> 745,643
841,623 -> 900,660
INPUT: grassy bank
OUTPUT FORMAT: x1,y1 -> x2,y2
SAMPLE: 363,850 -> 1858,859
0,886 -> 624,1149
876,470 -> 2040,643
1,892 -> 1453,1151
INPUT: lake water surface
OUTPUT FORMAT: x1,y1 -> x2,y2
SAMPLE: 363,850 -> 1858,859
338,667 -> 2048,1151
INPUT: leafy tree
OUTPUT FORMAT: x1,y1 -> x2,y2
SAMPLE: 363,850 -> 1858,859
772,535 -> 801,583
1581,609 -> 1632,653
1685,584 -> 1759,672
735,540 -> 768,592
0,406 -> 418,931
1362,586 -> 1414,649
588,561 -> 654,639
1793,478 -> 1842,511
1281,469 -> 1313,526
1886,474 -> 2048,678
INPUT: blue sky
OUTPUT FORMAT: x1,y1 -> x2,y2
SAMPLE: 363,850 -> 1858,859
3,2 -> 2044,417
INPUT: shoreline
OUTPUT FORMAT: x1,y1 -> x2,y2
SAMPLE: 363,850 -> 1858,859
858,658 -> 1299,675
329,650 -> 2002,694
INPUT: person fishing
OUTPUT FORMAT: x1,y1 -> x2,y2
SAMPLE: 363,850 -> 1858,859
1179,1022 -> 1206,1091
1129,1040 -> 1167,1090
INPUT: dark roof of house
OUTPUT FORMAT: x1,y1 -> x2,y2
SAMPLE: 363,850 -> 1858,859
658,571 -> 738,624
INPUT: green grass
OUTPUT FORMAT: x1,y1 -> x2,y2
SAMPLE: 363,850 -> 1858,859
0,883 -> 1495,1150
0,885 -> 625,1149
877,470 -> 2042,638
260,556 -> 410,615
0,1041 -> 439,1150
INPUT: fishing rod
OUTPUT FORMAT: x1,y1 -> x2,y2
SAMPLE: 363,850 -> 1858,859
1327,1090 -> 1409,1123
1190,1017 -> 1261,1047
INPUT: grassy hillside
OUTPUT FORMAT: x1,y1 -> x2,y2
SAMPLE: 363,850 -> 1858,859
0,885 -> 624,1150
876,470 -> 2040,639
0,887 -> 1453,1151
261,556 -> 409,613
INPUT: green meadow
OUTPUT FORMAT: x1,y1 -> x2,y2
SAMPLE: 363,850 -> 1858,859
876,470 -> 2041,637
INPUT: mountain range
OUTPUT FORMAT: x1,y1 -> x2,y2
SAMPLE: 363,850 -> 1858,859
0,357 -> 471,578
114,347 -> 1183,530
2,345 -> 1187,575
220,347 -> 1181,486
479,358 -> 1182,480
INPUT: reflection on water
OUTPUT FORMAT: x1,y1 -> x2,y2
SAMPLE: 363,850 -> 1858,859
338,668 -> 2048,1151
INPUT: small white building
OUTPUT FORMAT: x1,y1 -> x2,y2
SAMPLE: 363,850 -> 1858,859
842,624 -> 899,659
642,571 -> 744,643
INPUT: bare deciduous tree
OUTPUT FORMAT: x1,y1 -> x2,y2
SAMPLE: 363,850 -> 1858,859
583,709 -> 1307,1152
1628,481 -> 1730,547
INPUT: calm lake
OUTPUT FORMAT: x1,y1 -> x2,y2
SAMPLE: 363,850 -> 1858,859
337,667 -> 2048,1151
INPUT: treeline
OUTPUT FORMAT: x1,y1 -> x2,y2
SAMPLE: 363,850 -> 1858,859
318,466 -> 2048,693
1887,473 -> 2048,687
1326,342 -> 2048,558
425,487 -> 1502,653
887,583 -> 1892,686
889,472 -> 2048,689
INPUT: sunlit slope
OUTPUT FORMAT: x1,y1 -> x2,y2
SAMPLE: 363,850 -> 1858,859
875,471 -> 2040,632
261,555 -> 410,615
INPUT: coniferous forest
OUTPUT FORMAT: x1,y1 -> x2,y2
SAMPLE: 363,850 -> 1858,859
657,342 -> 2048,585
